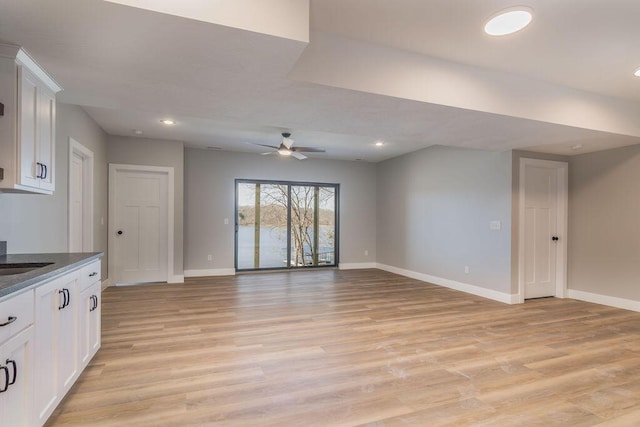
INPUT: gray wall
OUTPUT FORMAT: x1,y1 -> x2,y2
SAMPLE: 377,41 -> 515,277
0,103 -> 109,278
568,145 -> 640,301
107,136 -> 184,275
184,149 -> 376,271
376,145 -> 513,294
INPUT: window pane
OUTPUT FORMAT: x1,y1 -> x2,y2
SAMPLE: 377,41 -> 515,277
236,180 -> 338,270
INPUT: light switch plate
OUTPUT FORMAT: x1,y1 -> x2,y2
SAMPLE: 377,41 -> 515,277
489,221 -> 501,230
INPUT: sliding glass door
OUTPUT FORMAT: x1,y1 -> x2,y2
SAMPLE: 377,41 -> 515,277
235,180 -> 339,271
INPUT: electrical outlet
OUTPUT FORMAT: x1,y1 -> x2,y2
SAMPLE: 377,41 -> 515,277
207,254 -> 213,261
364,250 -> 369,256
224,218 -> 229,225
464,265 -> 469,274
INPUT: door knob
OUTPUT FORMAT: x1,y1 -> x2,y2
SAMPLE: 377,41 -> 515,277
117,230 -> 123,235
552,236 -> 559,241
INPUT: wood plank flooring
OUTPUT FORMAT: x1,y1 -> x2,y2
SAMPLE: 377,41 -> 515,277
46,269 -> 640,426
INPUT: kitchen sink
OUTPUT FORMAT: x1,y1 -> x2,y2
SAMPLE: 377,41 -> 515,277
0,262 -> 54,276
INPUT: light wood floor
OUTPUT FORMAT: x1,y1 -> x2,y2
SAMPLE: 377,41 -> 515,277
47,269 -> 640,426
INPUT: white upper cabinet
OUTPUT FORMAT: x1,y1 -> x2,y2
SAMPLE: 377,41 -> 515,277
0,43 -> 61,195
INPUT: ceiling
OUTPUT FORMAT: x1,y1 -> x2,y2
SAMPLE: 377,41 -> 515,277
1,0 -> 639,162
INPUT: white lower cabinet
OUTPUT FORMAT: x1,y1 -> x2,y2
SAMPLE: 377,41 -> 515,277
34,272 -> 79,425
0,326 -> 34,427
0,258 -> 101,426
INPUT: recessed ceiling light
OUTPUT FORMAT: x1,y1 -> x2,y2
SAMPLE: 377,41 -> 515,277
375,141 -> 384,147
571,143 -> 584,151
160,119 -> 175,125
635,67 -> 640,77
484,7 -> 533,36
133,129 -> 143,135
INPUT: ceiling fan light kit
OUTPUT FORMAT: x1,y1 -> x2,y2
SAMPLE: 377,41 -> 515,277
252,132 -> 326,160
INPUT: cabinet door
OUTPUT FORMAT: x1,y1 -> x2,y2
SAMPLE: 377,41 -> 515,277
78,285 -> 92,369
37,88 -> 55,192
34,273 -> 79,424
34,279 -> 61,424
18,65 -> 39,189
79,282 -> 101,369
0,326 -> 35,427
88,283 -> 101,361
57,274 -> 79,393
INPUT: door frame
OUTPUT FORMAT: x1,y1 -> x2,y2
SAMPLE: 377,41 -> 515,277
68,138 -> 94,252
234,178 -> 340,272
108,164 -> 175,284
517,158 -> 568,303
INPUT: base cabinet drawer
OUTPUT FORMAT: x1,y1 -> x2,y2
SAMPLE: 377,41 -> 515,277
79,260 -> 101,292
0,290 -> 34,345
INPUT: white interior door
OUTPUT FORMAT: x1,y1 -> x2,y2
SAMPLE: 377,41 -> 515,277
110,165 -> 170,284
69,152 -> 84,251
520,159 -> 568,300
68,139 -> 94,253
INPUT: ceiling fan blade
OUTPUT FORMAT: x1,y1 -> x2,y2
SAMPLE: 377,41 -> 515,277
261,151 -> 275,156
282,137 -> 294,149
293,147 -> 326,153
292,152 -> 307,160
252,143 -> 280,149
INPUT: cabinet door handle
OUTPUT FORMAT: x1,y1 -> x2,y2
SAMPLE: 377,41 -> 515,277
59,288 -> 70,309
89,272 -> 98,277
0,366 -> 8,393
58,289 -> 66,310
91,295 -> 98,311
6,360 -> 16,386
0,316 -> 17,327
43,163 -> 48,179
89,295 -> 95,312
36,162 -> 42,179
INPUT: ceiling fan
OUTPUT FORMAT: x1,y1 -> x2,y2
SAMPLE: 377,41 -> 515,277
253,133 -> 325,160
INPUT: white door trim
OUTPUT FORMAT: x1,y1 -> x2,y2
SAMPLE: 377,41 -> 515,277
108,164 -> 175,284
517,158 -> 568,303
68,138 -> 94,252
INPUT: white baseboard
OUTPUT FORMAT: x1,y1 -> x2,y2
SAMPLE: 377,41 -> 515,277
376,263 -> 518,304
567,289 -> 640,312
168,274 -> 185,284
339,262 -> 377,270
101,279 -> 111,292
184,268 -> 236,278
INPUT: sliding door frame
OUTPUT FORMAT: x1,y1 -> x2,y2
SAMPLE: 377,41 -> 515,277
234,179 -> 340,272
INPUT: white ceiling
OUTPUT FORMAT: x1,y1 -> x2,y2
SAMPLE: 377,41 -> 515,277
1,0 -> 639,162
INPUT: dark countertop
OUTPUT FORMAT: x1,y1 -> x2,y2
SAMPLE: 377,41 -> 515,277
0,253 -> 103,299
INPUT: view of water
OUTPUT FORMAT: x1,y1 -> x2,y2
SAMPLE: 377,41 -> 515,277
237,225 -> 335,269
